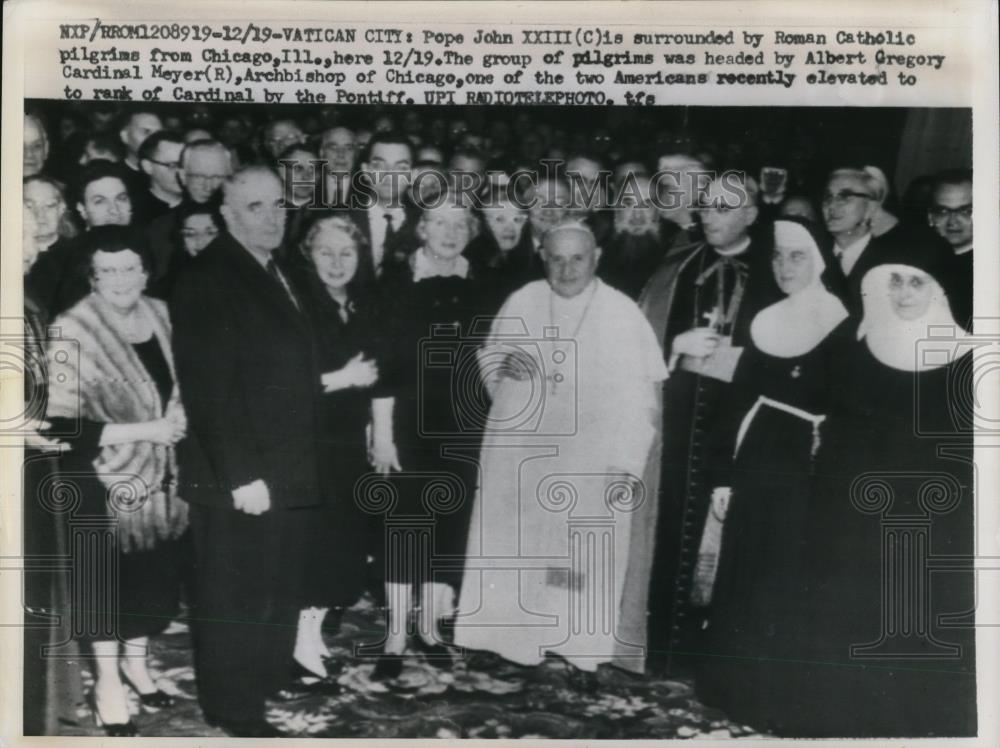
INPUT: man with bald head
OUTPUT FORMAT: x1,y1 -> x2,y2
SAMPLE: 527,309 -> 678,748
179,140 -> 234,205
145,140 -> 235,288
262,118 -> 305,161
454,220 -> 668,686
24,114 -> 49,177
171,166 -> 321,737
119,109 -> 163,172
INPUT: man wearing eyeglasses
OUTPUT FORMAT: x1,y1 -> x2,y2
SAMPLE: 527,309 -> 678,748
179,140 -> 234,205
639,173 -> 771,677
145,140 -> 234,292
928,169 -> 973,330
261,118 -> 305,161
138,131 -> 185,221
119,109 -> 163,173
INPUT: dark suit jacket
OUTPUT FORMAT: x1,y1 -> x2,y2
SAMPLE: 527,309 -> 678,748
347,201 -> 421,276
169,232 -> 322,510
839,221 -> 952,317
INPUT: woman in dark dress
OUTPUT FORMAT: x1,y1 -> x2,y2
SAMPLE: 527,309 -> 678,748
368,192 -> 487,678
45,226 -> 188,736
148,202 -> 222,299
696,218 -> 852,732
789,239 -> 977,737
287,214 -> 380,682
465,180 -> 541,313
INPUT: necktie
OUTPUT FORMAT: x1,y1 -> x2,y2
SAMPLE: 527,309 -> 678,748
384,213 -> 397,255
266,258 -> 300,311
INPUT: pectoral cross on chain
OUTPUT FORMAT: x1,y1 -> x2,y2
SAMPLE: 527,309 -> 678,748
702,308 -> 720,331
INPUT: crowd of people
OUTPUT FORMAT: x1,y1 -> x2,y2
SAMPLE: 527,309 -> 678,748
21,102 -> 975,738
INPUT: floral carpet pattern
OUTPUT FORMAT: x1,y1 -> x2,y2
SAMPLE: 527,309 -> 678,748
60,598 -> 758,739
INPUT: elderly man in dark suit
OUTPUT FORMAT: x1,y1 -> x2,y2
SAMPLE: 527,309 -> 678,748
170,165 -> 321,737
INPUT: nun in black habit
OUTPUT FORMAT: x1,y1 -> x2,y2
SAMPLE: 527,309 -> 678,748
694,217 -> 853,732
787,238 -> 976,737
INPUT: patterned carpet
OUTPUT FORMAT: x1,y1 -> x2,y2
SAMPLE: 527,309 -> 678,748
59,598 -> 758,739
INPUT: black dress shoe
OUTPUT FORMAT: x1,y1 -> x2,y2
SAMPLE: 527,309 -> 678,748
370,654 -> 404,680
137,689 -> 175,709
89,692 -> 139,737
204,713 -> 286,738
98,720 -> 139,737
273,676 -> 343,701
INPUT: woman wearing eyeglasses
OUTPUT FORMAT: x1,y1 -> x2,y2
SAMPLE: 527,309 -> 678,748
45,226 -> 189,737
785,239 -> 976,737
149,203 -> 223,299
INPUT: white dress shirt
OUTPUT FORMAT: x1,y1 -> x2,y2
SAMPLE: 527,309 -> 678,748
367,206 -> 407,268
834,233 -> 873,276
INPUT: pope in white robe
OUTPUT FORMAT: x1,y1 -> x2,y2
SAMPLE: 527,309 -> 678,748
453,220 -> 668,676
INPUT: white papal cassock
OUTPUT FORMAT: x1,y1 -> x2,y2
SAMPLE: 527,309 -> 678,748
454,278 -> 668,673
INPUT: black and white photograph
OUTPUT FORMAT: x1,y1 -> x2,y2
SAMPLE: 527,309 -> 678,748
3,0 -> 997,743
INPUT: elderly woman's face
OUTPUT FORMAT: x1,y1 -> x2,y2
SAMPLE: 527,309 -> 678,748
92,249 -> 147,311
23,180 -> 65,248
79,177 -> 132,228
483,203 -> 528,251
420,205 -> 473,261
888,269 -> 934,321
772,242 -> 815,296
180,213 -> 220,256
822,174 -> 876,238
310,225 -> 359,292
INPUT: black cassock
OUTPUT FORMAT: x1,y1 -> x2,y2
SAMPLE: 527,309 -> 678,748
695,318 -> 853,733
645,240 -> 773,674
787,344 -> 976,738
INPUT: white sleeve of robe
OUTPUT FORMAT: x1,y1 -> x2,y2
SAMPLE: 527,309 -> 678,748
597,287 -> 669,478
